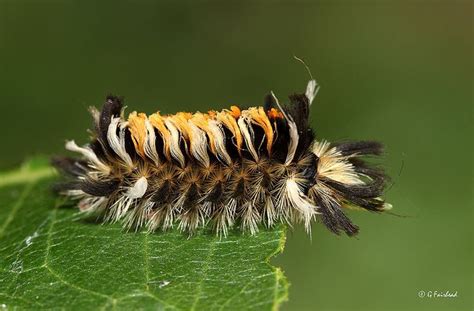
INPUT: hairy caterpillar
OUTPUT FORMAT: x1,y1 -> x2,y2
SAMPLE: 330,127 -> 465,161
53,80 -> 391,236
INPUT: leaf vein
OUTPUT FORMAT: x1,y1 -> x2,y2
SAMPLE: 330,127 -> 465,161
190,236 -> 218,311
142,232 -> 181,311
0,181 -> 35,239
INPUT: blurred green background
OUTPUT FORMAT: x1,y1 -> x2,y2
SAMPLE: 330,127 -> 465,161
0,1 -> 472,310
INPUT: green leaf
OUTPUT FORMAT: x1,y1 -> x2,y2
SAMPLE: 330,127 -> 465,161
0,158 -> 288,310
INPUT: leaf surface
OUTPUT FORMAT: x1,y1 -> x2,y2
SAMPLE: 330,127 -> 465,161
0,159 -> 288,310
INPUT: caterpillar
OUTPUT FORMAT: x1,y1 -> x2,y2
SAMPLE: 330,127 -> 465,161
52,79 -> 391,237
